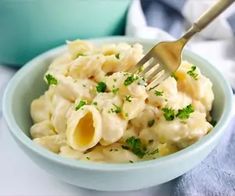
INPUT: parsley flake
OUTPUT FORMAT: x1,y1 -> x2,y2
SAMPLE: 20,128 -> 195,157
187,66 -> 198,80
76,53 -> 86,58
129,160 -> 134,163
115,53 -> 120,59
124,75 -> 139,86
148,139 -> 154,144
137,65 -> 144,73
121,145 -> 129,150
147,119 -> 155,127
110,148 -> 118,152
155,90 -> 163,96
162,107 -> 175,121
125,95 -> 132,102
147,149 -> 159,155
92,102 -> 98,106
75,100 -> 87,110
96,82 -> 107,93
112,88 -> 119,94
176,104 -> 194,119
210,119 -> 217,127
148,86 -> 156,91
110,104 -> 121,114
124,136 -> 146,158
45,74 -> 57,85
171,72 -> 178,80
84,148 -> 93,154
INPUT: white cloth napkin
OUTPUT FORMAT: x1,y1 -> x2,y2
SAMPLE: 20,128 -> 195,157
126,0 -> 235,89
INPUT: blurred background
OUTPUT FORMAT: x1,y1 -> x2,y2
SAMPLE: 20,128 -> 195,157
0,0 -> 131,65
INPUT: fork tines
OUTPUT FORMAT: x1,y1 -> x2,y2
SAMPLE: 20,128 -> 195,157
130,56 -> 170,90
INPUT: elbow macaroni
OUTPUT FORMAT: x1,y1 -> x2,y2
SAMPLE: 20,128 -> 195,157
30,40 -> 215,163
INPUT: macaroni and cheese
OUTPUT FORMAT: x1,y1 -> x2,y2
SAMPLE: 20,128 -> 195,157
30,40 -> 214,163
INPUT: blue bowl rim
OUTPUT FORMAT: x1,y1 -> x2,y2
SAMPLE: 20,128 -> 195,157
2,36 -> 234,171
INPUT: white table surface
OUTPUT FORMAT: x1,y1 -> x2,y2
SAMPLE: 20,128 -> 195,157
1,39 -> 234,196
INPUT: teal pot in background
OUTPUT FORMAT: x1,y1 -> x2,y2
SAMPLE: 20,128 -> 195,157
0,0 -> 131,66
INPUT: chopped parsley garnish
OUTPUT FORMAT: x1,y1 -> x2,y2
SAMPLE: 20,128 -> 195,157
96,82 -> 107,93
110,104 -> 121,114
147,119 -> 155,127
129,160 -> 134,163
75,100 -> 87,110
162,107 -> 175,121
82,84 -> 86,87
123,137 -> 158,158
210,119 -> 217,127
123,136 -> 146,158
137,65 -> 144,73
86,156 -> 90,160
76,53 -> 86,58
148,139 -> 154,144
110,149 -> 118,152
124,75 -> 139,86
112,88 -> 119,94
187,66 -> 198,80
115,53 -> 120,59
125,95 -> 132,102
121,145 -> 129,150
84,148 -> 93,154
148,86 -> 156,91
92,102 -> 98,106
176,104 -> 194,119
155,90 -> 163,96
171,72 -> 178,80
113,78 -> 117,82
125,113 -> 129,117
147,148 -> 159,155
45,74 -> 57,85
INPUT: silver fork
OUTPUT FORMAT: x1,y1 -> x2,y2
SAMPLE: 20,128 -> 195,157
130,0 -> 234,89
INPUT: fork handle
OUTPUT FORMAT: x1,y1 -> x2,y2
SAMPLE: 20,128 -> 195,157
182,0 -> 234,41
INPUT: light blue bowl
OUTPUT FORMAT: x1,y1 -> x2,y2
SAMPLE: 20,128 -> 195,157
2,37 -> 233,191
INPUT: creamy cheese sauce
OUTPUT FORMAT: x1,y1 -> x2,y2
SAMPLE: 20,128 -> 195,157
30,40 -> 214,163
